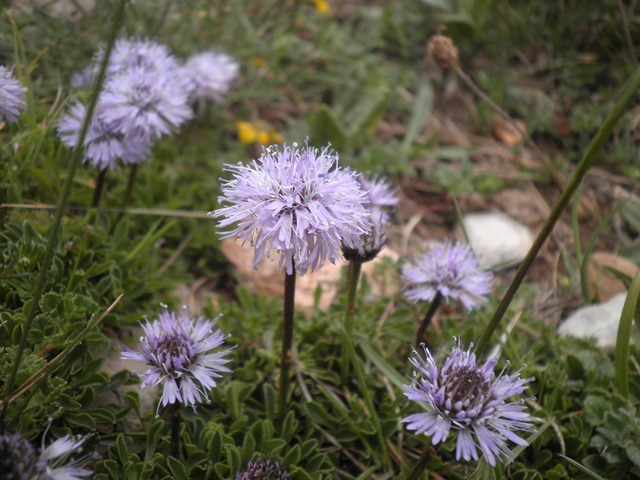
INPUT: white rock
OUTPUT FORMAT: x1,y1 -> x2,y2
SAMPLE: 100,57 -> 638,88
558,293 -> 636,349
458,212 -> 534,269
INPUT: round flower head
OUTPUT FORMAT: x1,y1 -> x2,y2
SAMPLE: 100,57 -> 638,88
58,100 -> 151,170
0,433 -> 90,480
402,242 -> 492,311
121,308 -> 234,415
182,51 -> 239,102
0,65 -> 27,124
106,38 -> 181,77
236,458 -> 291,480
403,340 -> 534,466
342,175 -> 398,262
100,66 -> 193,141
213,142 -> 370,276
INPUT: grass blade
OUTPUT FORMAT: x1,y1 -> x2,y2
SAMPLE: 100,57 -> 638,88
615,268 -> 640,398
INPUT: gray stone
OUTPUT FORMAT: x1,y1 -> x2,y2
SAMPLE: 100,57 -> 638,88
458,212 -> 534,269
558,293 -> 637,349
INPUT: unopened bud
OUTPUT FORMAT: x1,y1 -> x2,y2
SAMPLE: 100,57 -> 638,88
427,35 -> 459,69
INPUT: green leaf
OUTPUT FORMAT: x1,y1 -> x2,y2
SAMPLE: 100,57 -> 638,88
615,268 -> 640,398
358,340 -> 405,391
283,444 -> 302,467
400,81 -> 433,161
166,456 -> 189,480
303,401 -> 335,427
144,419 -> 164,462
558,454 -> 606,480
307,106 -> 348,151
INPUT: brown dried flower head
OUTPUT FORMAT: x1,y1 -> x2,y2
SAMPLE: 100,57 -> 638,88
427,35 -> 459,69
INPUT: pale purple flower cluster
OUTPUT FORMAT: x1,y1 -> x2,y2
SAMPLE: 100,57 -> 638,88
403,242 -> 493,311
0,433 -> 90,480
121,308 -> 234,415
342,175 -> 398,262
182,51 -> 239,103
236,458 -> 291,480
0,66 -> 27,124
213,142 -> 370,276
61,38 -> 238,170
403,340 -> 533,466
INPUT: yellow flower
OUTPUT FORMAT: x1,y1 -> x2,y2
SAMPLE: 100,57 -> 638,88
251,56 -> 266,68
236,120 -> 284,145
236,121 -> 257,143
313,0 -> 330,14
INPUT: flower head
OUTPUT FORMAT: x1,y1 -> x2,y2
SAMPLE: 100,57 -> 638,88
0,66 -> 27,124
121,308 -> 234,414
100,66 -> 193,141
106,38 -> 181,77
342,175 -> 398,262
403,340 -> 534,466
0,433 -> 90,480
182,51 -> 239,102
402,242 -> 492,310
213,142 -> 369,275
236,458 -> 291,480
57,101 -> 151,170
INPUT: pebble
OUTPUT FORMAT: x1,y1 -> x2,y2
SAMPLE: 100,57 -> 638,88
558,293 -> 636,349
458,211 -> 534,269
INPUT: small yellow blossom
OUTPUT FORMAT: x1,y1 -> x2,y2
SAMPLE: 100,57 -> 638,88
313,0 -> 330,14
236,121 -> 257,143
251,56 -> 266,68
236,120 -> 283,145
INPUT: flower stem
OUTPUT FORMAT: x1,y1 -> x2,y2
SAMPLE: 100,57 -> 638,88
278,268 -> 296,423
170,402 -> 182,459
476,67 -> 640,356
0,0 -> 126,430
405,444 -> 434,480
415,292 -> 442,347
341,260 -> 362,382
91,167 -> 107,208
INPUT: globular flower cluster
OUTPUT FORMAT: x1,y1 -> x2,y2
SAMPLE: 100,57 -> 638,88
0,432 -> 90,480
0,65 -> 26,124
60,38 -> 238,171
121,308 -> 234,414
342,175 -> 398,263
402,242 -> 493,311
403,340 -> 534,466
213,142 -> 370,276
236,458 -> 291,480
182,51 -> 239,103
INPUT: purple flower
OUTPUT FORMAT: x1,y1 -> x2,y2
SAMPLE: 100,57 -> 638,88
57,101 -> 151,170
342,175 -> 398,262
121,308 -> 234,415
100,66 -> 193,141
0,66 -> 27,124
212,142 -> 370,276
402,242 -> 493,311
182,51 -> 239,102
0,433 -> 91,480
106,38 -> 181,77
403,340 -> 534,466
236,458 -> 291,480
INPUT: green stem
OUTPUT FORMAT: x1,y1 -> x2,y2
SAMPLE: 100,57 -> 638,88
170,401 -> 182,458
0,0 -> 127,430
278,268 -> 296,423
344,260 -> 362,333
405,444 -> 434,480
415,292 -> 442,347
476,67 -> 640,356
91,167 -> 107,208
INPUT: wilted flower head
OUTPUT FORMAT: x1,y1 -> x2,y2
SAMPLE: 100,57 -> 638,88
403,340 -> 534,466
342,175 -> 398,262
402,242 -> 492,310
57,101 -> 151,170
100,66 -> 193,141
121,308 -> 234,415
182,51 -> 239,102
213,142 -> 369,276
0,65 -> 27,124
236,458 -> 291,480
0,433 -> 90,480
